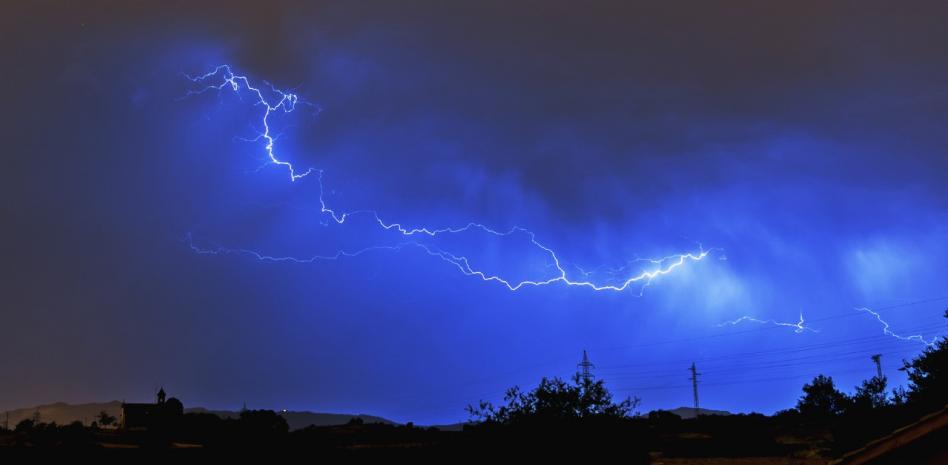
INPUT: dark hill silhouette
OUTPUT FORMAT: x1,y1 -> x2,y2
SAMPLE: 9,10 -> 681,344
185,408 -> 396,430
1,402 -> 398,431
3,401 -> 123,427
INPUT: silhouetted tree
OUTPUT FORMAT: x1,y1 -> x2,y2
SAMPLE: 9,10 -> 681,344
14,418 -> 34,433
899,310 -> 948,410
467,373 -> 639,424
95,410 -> 116,428
796,375 -> 848,419
851,375 -> 888,411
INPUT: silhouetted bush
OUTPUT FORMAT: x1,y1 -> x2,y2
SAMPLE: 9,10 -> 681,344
232,409 -> 289,447
9,421 -> 97,448
467,373 -> 639,425
463,374 -> 647,461
796,374 -> 849,420
14,419 -> 34,433
95,410 -> 116,428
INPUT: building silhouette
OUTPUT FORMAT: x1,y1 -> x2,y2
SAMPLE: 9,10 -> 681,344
121,387 -> 183,431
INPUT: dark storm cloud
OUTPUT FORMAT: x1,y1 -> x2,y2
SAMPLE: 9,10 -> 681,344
268,1 -> 948,220
9,1 -> 946,216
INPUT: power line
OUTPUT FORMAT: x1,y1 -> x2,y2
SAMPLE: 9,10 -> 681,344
589,296 -> 948,354
383,322 -> 943,413
617,366 -> 875,392
604,346 -> 922,383
597,323 -> 944,373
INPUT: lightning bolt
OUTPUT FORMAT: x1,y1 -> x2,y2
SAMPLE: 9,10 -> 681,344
717,312 -> 818,334
183,65 -> 317,181
182,65 -> 712,293
856,307 -> 936,347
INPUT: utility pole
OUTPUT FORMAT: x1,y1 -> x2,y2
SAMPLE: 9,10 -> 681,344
871,354 -> 883,379
578,350 -> 595,382
689,362 -> 701,418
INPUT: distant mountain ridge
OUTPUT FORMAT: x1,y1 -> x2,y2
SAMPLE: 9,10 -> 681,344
1,402 -> 400,431
3,401 -> 124,428
665,407 -> 732,419
186,407 -> 396,430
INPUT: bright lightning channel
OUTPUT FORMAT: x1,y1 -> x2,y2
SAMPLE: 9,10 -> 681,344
182,64 -> 713,293
716,312 -> 818,334
856,307 -> 936,347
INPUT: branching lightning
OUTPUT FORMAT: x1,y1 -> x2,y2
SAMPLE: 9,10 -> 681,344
182,65 -> 712,293
184,65 -> 317,181
716,312 -> 818,334
855,307 -> 936,347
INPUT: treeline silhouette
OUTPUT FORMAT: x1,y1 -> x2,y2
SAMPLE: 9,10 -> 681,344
455,311 -> 946,459
775,312 -> 948,455
1,312 -> 945,458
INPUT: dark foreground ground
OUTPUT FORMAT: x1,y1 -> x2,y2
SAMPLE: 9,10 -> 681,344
5,407 -> 946,464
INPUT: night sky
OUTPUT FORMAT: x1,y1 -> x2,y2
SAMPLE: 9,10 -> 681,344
3,1 -> 947,425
